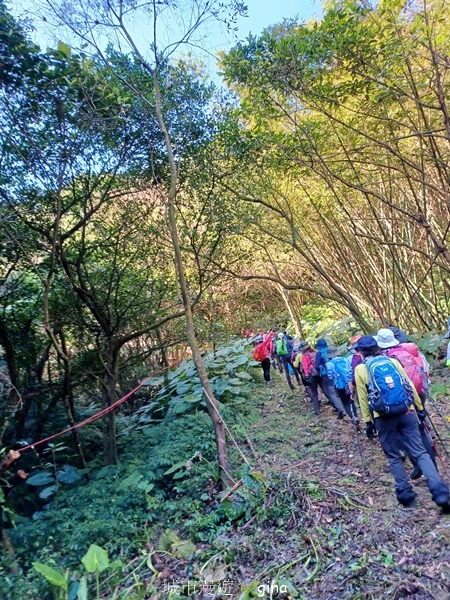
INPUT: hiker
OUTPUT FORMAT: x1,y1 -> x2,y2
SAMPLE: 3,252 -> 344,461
272,330 -> 284,373
276,332 -> 301,390
300,342 -> 321,410
326,346 -> 358,421
355,335 -> 450,510
293,341 -> 313,399
376,328 -> 437,477
347,335 -> 362,397
311,339 -> 346,419
252,332 -> 275,387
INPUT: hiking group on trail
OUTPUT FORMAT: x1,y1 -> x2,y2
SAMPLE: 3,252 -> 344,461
249,324 -> 450,512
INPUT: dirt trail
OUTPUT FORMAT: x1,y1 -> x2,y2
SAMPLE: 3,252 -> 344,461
221,366 -> 450,600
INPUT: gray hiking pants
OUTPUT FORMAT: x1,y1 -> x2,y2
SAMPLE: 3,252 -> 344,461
310,375 -> 345,415
374,411 -> 449,506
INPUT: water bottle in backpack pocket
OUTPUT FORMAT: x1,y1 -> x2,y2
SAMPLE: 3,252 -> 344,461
365,356 -> 414,415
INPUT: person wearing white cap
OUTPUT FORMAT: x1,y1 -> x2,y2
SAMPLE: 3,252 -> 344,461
375,328 -> 437,479
356,335 -> 450,511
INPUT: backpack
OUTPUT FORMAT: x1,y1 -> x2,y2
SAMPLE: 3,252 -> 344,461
365,355 -> 414,416
386,347 -> 424,394
329,356 -> 352,390
318,348 -> 328,376
276,339 -> 288,357
252,336 -> 273,362
302,351 -> 317,378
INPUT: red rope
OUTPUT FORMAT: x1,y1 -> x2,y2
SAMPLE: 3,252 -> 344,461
18,368 -> 168,453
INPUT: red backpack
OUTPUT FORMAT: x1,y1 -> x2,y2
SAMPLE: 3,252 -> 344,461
252,336 -> 273,362
302,351 -> 317,377
387,347 -> 424,394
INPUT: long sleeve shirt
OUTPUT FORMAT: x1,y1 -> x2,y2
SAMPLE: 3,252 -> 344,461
351,354 -> 363,385
355,361 -> 424,423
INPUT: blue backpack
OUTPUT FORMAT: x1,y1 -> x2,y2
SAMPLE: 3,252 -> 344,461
329,356 -> 352,390
318,348 -> 328,376
365,355 -> 414,415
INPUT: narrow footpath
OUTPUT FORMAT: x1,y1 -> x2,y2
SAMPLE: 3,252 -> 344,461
220,365 -> 450,600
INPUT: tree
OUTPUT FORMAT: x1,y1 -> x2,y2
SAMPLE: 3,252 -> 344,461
220,0 -> 450,329
41,0 -> 247,487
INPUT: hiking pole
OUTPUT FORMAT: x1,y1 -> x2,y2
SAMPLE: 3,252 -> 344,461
425,413 -> 450,461
423,421 -> 450,479
349,404 -> 370,477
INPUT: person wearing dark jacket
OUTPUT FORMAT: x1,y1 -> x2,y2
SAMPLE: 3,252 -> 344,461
276,333 -> 301,390
311,338 -> 346,419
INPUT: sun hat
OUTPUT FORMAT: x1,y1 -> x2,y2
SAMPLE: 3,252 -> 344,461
277,332 -> 285,339
327,345 -> 340,359
375,328 -> 400,349
348,334 -> 362,351
357,335 -> 378,351
388,326 -> 407,344
316,338 -> 328,349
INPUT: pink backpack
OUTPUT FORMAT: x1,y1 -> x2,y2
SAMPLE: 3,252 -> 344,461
387,345 -> 424,393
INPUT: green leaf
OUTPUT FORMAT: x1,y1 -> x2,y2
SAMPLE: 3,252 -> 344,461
164,461 -> 186,475
183,393 -> 203,403
77,575 -> 88,600
33,563 -> 68,589
57,40 -> 71,58
39,485 -> 57,500
137,480 -> 154,492
235,372 -> 252,380
119,472 -> 143,489
57,465 -> 81,484
171,538 -> 196,558
81,544 -> 110,573
27,472 -> 55,487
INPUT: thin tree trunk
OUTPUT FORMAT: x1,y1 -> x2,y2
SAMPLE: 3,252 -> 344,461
153,71 -> 232,489
102,346 -> 119,465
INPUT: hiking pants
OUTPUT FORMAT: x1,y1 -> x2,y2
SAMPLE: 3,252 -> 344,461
274,354 -> 283,373
282,356 -> 301,388
310,376 -> 345,415
401,392 -> 437,468
374,411 -> 449,506
336,388 -> 358,420
298,371 -> 313,399
261,358 -> 271,383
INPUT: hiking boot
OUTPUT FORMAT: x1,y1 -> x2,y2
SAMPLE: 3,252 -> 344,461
289,384 -> 294,390
398,492 -> 417,507
337,412 -> 345,420
410,466 -> 422,480
434,493 -> 450,510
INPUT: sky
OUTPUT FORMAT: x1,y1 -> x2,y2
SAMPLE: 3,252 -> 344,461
212,0 -> 321,49
13,0 -> 322,78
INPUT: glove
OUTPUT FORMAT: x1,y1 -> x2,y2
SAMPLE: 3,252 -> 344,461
365,422 -> 378,439
417,409 -> 427,422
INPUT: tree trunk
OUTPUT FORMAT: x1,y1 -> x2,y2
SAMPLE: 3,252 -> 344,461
277,284 -> 304,337
102,346 -> 119,465
153,71 -> 233,489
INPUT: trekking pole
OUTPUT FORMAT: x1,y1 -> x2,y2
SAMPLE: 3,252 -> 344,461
349,404 -> 370,477
422,421 -> 450,479
425,414 -> 450,461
